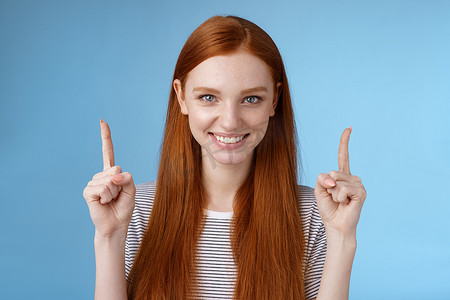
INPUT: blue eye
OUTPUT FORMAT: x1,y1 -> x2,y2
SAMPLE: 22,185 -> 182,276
200,94 -> 216,102
244,96 -> 261,104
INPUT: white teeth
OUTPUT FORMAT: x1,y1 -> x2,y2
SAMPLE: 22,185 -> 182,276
213,134 -> 246,144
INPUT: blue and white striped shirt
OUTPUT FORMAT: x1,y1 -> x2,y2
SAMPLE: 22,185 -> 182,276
125,181 -> 326,299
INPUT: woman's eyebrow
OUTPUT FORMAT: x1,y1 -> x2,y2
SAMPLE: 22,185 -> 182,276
241,86 -> 268,94
192,86 -> 268,94
192,87 -> 221,94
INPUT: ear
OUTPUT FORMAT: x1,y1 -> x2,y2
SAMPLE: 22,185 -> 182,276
270,81 -> 282,117
173,79 -> 188,115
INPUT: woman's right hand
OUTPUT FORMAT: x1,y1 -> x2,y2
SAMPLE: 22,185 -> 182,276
83,119 -> 136,237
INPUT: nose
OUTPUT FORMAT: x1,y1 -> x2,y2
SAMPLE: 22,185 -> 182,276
218,102 -> 242,132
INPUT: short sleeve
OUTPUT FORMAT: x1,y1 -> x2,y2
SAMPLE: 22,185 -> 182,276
125,181 -> 156,280
298,185 -> 327,300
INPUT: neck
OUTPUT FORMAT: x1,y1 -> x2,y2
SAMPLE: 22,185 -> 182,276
201,151 -> 253,212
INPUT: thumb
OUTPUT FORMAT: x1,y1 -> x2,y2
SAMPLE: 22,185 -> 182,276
112,172 -> 136,197
315,173 -> 336,196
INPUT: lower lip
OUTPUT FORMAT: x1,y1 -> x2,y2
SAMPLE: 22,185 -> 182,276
209,133 -> 249,150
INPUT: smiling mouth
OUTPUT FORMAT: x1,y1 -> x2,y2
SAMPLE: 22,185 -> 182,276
209,133 -> 250,144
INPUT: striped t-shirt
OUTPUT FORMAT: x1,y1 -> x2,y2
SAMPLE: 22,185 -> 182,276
125,181 -> 327,300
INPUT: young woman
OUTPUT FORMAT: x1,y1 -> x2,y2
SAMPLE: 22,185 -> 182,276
83,15 -> 367,300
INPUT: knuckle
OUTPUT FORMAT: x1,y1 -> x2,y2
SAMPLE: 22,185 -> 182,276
111,166 -> 122,174
100,185 -> 108,194
88,180 -> 97,186
105,176 -> 113,184
83,186 -> 94,200
92,172 -> 103,180
353,175 -> 362,183
329,170 -> 338,177
318,173 -> 327,180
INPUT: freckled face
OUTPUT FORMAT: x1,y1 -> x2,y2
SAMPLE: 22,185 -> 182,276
173,50 -> 280,166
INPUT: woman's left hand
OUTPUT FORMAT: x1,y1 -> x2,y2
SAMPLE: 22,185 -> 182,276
314,127 -> 367,237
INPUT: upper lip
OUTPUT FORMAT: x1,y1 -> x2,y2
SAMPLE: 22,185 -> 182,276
210,132 -> 249,138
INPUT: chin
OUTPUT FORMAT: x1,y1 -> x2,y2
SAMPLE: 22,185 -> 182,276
210,152 -> 252,165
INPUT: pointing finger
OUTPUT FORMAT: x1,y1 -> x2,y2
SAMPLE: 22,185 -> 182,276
101,119 -> 115,171
338,126 -> 352,175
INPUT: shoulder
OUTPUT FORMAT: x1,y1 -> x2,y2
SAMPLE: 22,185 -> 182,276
296,184 -> 320,223
296,184 -> 326,300
129,179 -> 157,231
297,184 -> 316,204
296,184 -> 325,257
134,180 -> 157,211
125,180 -> 157,278
136,180 -> 157,197
296,183 -> 323,233
129,179 -> 157,226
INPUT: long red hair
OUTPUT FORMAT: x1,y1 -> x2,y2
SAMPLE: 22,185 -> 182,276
127,15 -> 305,299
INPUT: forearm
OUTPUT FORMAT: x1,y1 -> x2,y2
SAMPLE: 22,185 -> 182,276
94,230 -> 128,300
315,229 -> 357,300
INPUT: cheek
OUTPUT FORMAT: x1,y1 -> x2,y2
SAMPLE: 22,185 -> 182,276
187,110 -> 212,132
250,110 -> 273,139
249,110 -> 271,130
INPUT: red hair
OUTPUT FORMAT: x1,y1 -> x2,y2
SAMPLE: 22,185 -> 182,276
127,15 -> 305,299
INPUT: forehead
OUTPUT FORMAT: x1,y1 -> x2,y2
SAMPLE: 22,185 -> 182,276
185,51 -> 274,90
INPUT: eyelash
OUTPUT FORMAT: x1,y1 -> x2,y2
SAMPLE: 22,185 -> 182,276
199,94 -> 262,104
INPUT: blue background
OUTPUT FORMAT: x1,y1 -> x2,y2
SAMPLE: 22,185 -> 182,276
1,0 -> 449,299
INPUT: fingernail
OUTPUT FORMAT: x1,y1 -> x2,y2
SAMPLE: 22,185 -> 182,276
100,119 -> 104,124
325,179 -> 335,186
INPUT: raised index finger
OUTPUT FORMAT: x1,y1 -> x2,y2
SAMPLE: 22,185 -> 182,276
100,119 -> 115,171
338,126 -> 352,174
